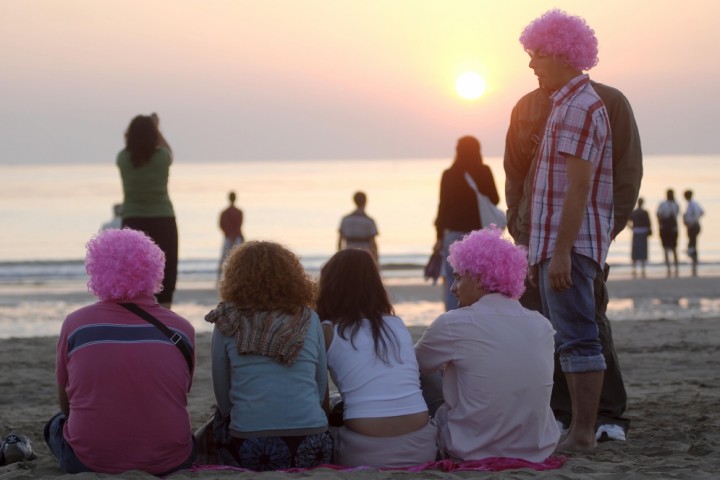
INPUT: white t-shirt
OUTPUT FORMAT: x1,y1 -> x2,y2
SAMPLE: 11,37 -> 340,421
415,293 -> 560,463
683,199 -> 704,226
325,316 -> 427,419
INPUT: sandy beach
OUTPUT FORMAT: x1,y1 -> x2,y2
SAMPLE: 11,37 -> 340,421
1,277 -> 719,479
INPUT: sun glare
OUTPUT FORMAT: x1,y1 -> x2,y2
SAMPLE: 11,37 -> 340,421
455,72 -> 486,100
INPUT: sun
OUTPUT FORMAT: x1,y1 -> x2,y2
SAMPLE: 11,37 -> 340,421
455,72 -> 486,100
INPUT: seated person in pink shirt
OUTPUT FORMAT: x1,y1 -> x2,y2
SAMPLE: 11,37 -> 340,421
44,229 -> 196,475
415,226 -> 559,462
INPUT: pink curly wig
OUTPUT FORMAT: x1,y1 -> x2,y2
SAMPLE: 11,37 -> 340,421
85,228 -> 165,301
520,9 -> 598,71
447,226 -> 527,299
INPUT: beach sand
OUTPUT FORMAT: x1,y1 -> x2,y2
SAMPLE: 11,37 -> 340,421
1,277 -> 719,479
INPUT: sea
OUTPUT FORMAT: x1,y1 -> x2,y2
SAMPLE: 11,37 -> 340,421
1,155 -> 719,337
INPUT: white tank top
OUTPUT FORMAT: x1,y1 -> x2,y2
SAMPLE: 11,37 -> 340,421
325,316 -> 428,419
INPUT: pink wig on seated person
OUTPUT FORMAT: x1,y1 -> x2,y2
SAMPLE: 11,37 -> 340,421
85,228 -> 165,301
447,226 -> 527,299
520,9 -> 599,71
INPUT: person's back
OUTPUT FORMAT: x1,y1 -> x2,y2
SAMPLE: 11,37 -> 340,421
117,148 -> 174,218
209,307 -> 329,434
326,316 -> 426,420
317,249 -> 436,468
338,191 -> 379,262
417,295 -> 557,462
339,213 -> 377,248
57,301 -> 194,474
46,229 -> 195,476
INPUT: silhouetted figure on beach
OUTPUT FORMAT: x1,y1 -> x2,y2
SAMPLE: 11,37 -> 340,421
657,189 -> 679,278
628,198 -> 651,278
338,191 -> 379,264
434,136 -> 499,311
117,112 -> 178,308
99,204 -> 123,232
682,189 -> 704,277
218,191 -> 244,278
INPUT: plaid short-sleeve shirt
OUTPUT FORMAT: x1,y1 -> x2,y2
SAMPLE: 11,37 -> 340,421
529,74 -> 614,267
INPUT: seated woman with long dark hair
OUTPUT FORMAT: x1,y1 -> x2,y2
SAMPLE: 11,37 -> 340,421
205,241 -> 332,471
316,249 -> 437,468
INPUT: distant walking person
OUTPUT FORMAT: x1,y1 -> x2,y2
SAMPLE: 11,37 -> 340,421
117,113 -> 178,308
657,189 -> 680,278
338,191 -> 379,263
218,191 -> 244,277
628,198 -> 651,278
683,190 -> 704,277
434,136 -> 499,311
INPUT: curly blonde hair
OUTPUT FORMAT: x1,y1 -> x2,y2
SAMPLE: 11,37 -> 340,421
219,241 -> 314,314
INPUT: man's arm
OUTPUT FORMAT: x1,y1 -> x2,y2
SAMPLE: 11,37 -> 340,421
414,319 -> 453,375
594,84 -> 643,237
548,155 -> 592,291
503,104 -> 530,242
58,385 -> 70,416
210,329 -> 233,416
503,90 -> 551,245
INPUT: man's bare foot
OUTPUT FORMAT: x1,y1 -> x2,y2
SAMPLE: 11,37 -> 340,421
556,434 -> 596,453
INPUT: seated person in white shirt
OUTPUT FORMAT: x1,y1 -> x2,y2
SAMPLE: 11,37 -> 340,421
316,249 -> 437,468
415,226 -> 560,462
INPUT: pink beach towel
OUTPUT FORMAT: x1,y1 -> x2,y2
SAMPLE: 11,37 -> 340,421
190,455 -> 567,474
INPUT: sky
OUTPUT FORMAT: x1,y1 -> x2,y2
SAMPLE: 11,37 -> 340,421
1,0 -> 718,165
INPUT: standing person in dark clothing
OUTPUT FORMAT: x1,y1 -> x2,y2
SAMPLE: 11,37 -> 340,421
657,189 -> 680,278
117,113 -> 178,309
218,191 -> 244,279
434,136 -> 499,311
628,198 -> 651,278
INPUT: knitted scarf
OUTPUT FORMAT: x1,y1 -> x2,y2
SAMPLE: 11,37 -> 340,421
204,302 -> 312,366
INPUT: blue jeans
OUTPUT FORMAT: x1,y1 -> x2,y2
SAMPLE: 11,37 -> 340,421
44,412 -> 196,475
442,230 -> 466,311
538,253 -> 607,373
44,412 -> 92,474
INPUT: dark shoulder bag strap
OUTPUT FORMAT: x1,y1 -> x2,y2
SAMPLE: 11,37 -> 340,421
118,302 -> 194,374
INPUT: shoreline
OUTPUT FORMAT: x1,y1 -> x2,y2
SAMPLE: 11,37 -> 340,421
1,275 -> 719,340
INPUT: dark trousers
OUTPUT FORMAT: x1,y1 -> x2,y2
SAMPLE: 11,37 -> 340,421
687,223 -> 700,261
520,264 -> 630,431
122,217 -> 178,304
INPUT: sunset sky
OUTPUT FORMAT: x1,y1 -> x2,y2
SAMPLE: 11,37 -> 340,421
2,0 -> 718,165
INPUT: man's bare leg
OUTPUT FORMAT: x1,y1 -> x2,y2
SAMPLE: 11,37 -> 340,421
558,370 -> 604,451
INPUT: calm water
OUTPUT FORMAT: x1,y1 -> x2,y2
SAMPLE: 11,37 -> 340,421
1,155 -> 719,338
2,155 -> 719,267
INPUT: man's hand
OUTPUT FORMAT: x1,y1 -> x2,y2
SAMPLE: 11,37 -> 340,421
548,251 -> 573,291
528,263 -> 539,287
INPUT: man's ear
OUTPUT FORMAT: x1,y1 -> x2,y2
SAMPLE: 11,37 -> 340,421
472,274 -> 486,296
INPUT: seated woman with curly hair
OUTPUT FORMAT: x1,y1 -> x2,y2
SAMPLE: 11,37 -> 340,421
205,241 -> 332,471
316,249 -> 437,468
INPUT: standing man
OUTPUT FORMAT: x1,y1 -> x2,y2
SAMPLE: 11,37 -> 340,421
338,191 -> 379,264
513,10 -> 616,451
683,189 -> 704,276
505,11 -> 642,443
218,191 -> 244,278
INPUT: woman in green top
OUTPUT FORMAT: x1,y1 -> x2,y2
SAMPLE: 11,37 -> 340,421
117,113 -> 177,308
